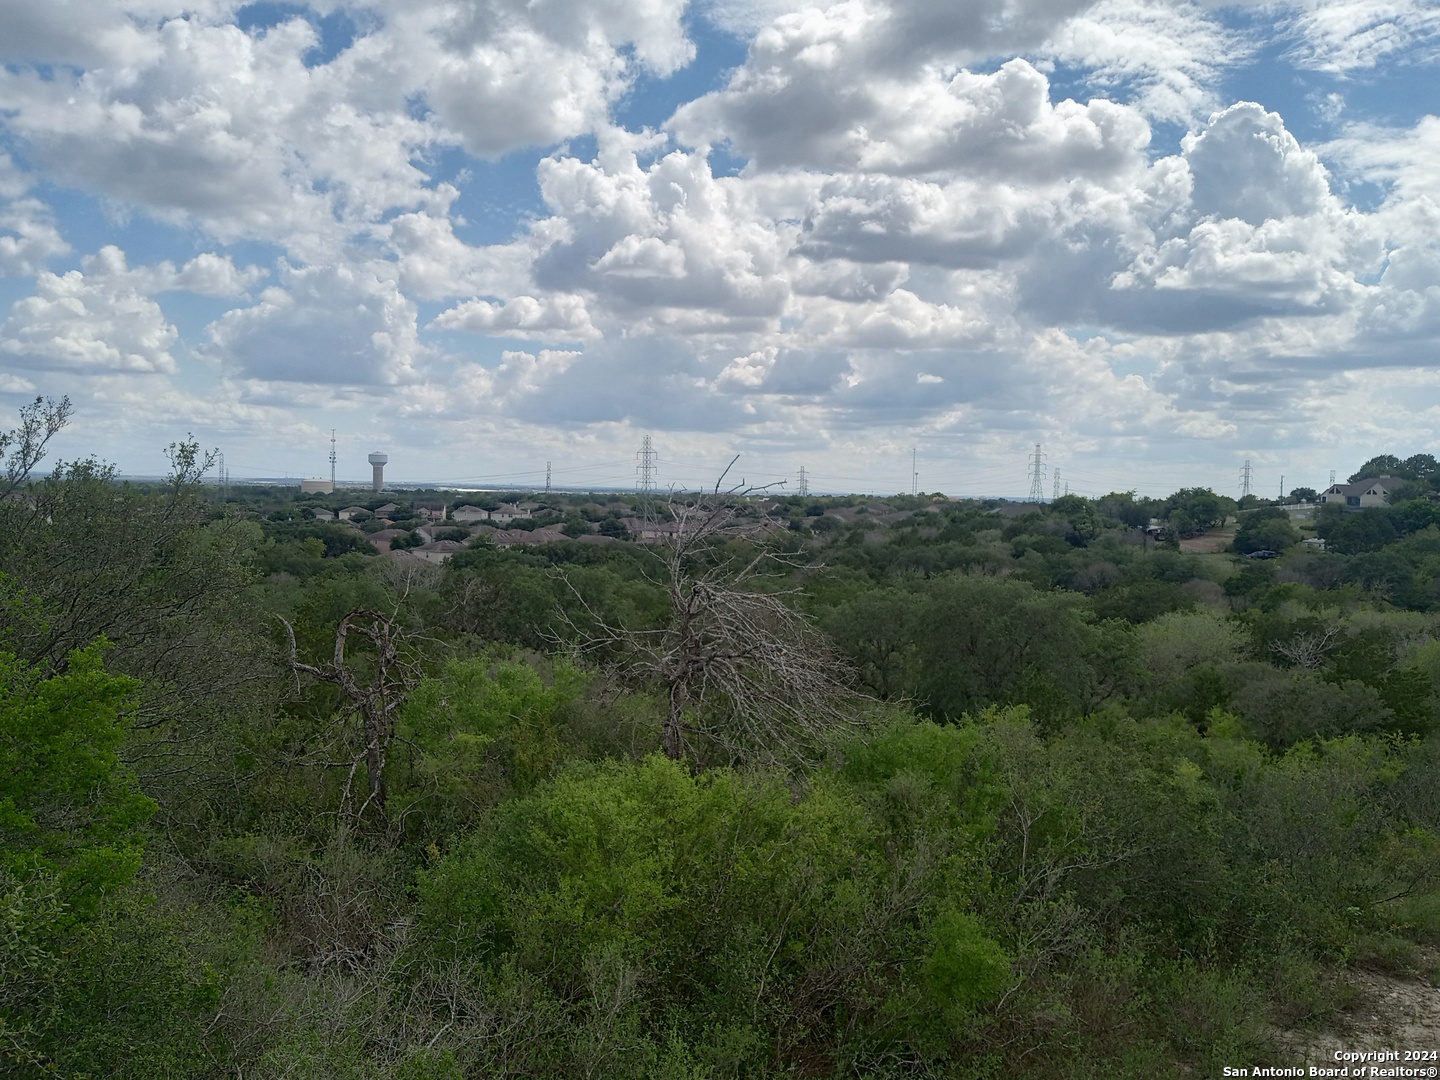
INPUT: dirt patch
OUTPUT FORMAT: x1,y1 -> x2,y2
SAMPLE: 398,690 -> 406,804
1273,956 -> 1440,1066
1179,530 -> 1235,554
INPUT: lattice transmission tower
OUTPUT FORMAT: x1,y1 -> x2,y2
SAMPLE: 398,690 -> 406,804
797,466 -> 809,497
636,435 -> 657,517
1028,444 -> 1047,503
1053,469 -> 1061,501
545,461 -> 552,493
329,430 -> 337,488
1240,459 -> 1253,498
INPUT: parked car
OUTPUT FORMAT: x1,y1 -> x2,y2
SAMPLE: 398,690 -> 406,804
1244,549 -> 1279,559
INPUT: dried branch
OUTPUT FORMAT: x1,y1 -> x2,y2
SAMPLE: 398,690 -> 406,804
1270,625 -> 1343,670
561,476 -> 868,767
277,609 -> 420,818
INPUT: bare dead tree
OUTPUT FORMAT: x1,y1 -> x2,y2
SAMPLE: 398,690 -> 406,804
278,609 -> 420,818
1270,625 -> 1343,670
562,460 -> 869,766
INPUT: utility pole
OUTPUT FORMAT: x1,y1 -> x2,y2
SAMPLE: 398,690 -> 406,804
797,466 -> 809,497
1280,474 -> 1285,500
329,429 -> 337,489
911,448 -> 918,496
1239,459 -> 1253,499
545,460 -> 552,494
1028,444 -> 1046,503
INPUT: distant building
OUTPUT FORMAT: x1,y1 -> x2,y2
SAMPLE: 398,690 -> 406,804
411,540 -> 465,563
1320,477 -> 1398,510
488,504 -> 532,524
337,505 -> 370,521
308,507 -> 336,521
300,478 -> 334,494
452,504 -> 489,523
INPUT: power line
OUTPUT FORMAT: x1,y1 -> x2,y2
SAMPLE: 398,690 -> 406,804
1028,444 -> 1047,503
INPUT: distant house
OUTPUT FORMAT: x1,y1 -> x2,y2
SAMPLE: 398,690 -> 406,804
488,504 -> 532,525
621,518 -> 681,542
374,502 -> 401,518
1320,477 -> 1397,511
411,539 -> 465,563
337,505 -> 370,521
452,504 -> 489,523
414,500 -> 448,522
308,507 -> 336,522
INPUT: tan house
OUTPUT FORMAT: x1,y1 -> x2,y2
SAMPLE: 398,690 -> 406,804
337,505 -> 370,521
1320,477 -> 1397,511
452,504 -> 489,523
488,504 -> 532,525
411,539 -> 465,563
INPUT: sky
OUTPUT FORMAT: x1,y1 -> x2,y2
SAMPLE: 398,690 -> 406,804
2,1 -> 1440,498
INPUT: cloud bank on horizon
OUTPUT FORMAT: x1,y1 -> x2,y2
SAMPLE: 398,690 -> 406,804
1,0 -> 1439,496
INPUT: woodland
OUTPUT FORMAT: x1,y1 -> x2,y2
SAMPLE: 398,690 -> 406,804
2,396 -> 1439,1079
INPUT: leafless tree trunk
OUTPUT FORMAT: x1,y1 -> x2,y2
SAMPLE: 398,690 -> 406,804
563,461 -> 868,766
279,609 -> 418,817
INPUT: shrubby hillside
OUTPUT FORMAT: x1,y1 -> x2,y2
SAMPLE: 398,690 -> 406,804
3,399 -> 1438,1078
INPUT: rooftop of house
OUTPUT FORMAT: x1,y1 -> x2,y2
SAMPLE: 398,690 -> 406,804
1325,476 -> 1398,496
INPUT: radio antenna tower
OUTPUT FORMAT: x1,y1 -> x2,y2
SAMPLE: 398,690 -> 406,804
217,452 -> 227,502
328,429 -> 336,488
1028,444 -> 1046,503
1240,459 -> 1253,498
1053,469 -> 1061,501
797,466 -> 809,497
911,448 -> 918,495
545,460 -> 552,493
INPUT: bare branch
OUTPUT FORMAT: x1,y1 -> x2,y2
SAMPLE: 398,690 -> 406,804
564,472 -> 869,767
1270,625 -> 1343,670
276,608 -> 421,818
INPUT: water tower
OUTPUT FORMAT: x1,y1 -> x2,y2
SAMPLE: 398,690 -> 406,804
368,451 -> 388,492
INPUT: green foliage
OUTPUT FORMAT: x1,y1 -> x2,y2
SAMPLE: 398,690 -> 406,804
1233,506 -> 1300,554
417,753 -> 1010,1074
0,643 -> 153,919
397,652 -> 589,824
